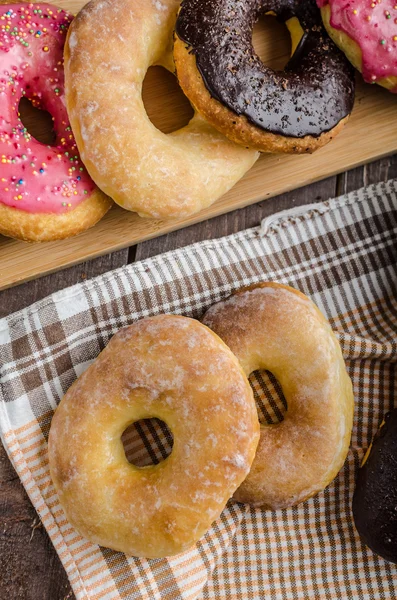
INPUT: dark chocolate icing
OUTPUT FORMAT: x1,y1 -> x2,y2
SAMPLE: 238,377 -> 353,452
175,0 -> 355,138
353,409 -> 397,564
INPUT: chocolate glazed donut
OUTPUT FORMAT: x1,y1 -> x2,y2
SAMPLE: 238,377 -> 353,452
174,0 -> 356,153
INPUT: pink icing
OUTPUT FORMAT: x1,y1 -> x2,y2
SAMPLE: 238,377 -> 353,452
0,3 -> 95,214
318,0 -> 397,91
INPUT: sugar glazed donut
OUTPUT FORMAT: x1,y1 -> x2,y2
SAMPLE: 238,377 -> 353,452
48,315 -> 260,558
319,0 -> 397,93
202,283 -> 354,509
174,0 -> 356,154
64,0 -> 258,220
0,3 -> 111,242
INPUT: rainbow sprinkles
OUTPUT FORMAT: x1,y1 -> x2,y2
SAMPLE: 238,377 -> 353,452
318,0 -> 397,90
0,3 -> 94,215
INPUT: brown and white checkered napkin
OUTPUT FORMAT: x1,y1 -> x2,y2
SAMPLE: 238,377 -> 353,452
1,179 -> 397,599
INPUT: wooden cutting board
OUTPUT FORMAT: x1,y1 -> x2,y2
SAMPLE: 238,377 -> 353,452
1,0 -> 397,291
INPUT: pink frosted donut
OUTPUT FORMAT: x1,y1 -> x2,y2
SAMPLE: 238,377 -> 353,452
318,0 -> 397,93
0,2 -> 111,242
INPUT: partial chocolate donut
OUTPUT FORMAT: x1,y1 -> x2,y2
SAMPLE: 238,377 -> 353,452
353,409 -> 397,564
174,0 -> 356,153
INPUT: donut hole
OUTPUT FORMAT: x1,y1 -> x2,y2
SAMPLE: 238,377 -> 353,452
252,14 -> 291,70
142,66 -> 194,134
249,369 -> 287,425
122,418 -> 174,467
18,97 -> 56,145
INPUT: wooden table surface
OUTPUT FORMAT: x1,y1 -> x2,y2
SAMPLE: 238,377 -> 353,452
1,156 -> 396,600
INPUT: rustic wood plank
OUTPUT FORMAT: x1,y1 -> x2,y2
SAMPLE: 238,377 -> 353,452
336,154 -> 397,195
0,249 -> 128,318
0,475 -> 72,600
135,177 -> 338,260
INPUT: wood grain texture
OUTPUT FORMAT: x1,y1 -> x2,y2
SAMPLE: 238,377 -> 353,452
135,176 -> 338,260
337,154 -> 397,195
0,470 -> 73,600
1,0 -> 397,289
0,249 -> 129,318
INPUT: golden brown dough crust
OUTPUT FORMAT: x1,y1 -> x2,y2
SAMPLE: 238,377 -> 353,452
174,36 -> 348,155
64,0 -> 258,220
202,283 -> 354,509
0,189 -> 111,242
48,315 -> 260,558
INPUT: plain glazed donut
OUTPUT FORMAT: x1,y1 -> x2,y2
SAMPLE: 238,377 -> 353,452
0,2 -> 111,242
319,0 -> 397,93
174,0 -> 356,154
48,315 -> 260,558
202,283 -> 354,509
64,0 -> 258,220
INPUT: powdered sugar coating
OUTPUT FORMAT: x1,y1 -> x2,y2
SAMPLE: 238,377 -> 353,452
203,283 -> 354,510
48,314 -> 259,557
64,0 -> 258,219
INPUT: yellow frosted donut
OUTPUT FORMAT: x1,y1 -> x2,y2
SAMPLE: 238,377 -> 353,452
64,0 -> 258,220
48,315 -> 259,558
202,283 -> 354,510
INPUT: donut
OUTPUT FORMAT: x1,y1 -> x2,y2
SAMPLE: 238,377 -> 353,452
0,2 -> 111,242
48,315 -> 260,558
353,409 -> 397,564
202,283 -> 354,509
63,0 -> 258,220
319,0 -> 397,93
174,0 -> 356,154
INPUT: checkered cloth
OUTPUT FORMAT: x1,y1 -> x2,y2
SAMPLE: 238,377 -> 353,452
1,179 -> 396,600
